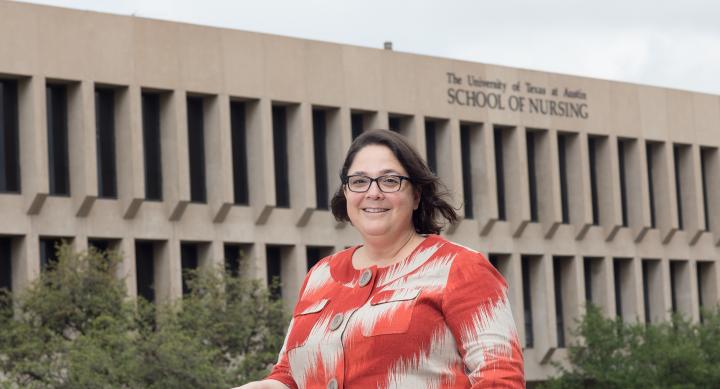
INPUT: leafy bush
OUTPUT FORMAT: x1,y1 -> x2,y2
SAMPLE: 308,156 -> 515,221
542,304 -> 720,389
0,244 -> 288,388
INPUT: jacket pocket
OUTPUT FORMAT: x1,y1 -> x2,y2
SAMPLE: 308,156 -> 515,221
287,298 -> 330,350
362,289 -> 421,337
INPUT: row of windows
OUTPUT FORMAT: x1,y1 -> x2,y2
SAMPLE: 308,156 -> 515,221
1,78 -> 718,232
488,253 -> 718,349
0,235 -> 333,304
1,233 -> 716,350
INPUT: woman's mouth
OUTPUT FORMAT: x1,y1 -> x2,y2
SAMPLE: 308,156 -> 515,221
362,208 -> 389,213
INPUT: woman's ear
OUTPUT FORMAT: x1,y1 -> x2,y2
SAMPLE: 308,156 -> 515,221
413,190 -> 420,210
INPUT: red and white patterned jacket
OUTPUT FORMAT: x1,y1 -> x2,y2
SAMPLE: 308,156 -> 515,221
268,235 -> 525,388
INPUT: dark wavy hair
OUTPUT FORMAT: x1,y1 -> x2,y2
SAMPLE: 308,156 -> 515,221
330,129 -> 458,234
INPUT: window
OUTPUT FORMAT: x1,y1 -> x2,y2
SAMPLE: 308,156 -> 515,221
553,257 -> 572,347
142,92 -> 163,201
230,101 -> 249,205
0,237 -> 12,309
0,79 -> 20,193
88,238 -> 118,254
39,237 -> 69,271
584,257 -> 603,305
700,148 -> 714,231
224,243 -> 251,277
617,139 -> 629,227
95,88 -> 117,198
460,124 -> 474,219
312,109 -> 329,209
272,106 -> 290,208
266,245 -> 284,300
388,113 -> 411,137
696,261 -> 717,323
494,127 -> 506,221
0,237 -> 12,293
351,111 -> 364,140
526,130 -> 539,222
135,241 -> 156,302
187,96 -> 207,203
613,258 -> 634,320
180,243 -> 200,296
306,246 -> 333,271
645,142 -> 657,228
557,134 -> 570,224
521,255 -> 535,348
669,260 -> 690,316
588,136 -> 600,225
425,119 -> 437,174
673,145 -> 689,230
641,259 -> 661,323
46,84 -> 70,196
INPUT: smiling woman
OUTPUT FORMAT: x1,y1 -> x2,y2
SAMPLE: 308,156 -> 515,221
235,129 -> 524,389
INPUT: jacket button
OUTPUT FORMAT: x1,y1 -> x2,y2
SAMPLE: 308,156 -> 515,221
327,378 -> 338,389
359,269 -> 372,287
330,313 -> 343,331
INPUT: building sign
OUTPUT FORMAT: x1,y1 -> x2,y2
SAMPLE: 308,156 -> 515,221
446,72 -> 589,119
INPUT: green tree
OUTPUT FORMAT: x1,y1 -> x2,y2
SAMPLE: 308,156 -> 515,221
542,305 -> 720,389
0,244 -> 288,388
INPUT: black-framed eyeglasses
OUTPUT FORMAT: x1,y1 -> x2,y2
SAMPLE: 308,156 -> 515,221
344,175 -> 411,193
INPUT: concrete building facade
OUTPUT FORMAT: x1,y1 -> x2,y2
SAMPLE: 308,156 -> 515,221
1,1 -> 719,383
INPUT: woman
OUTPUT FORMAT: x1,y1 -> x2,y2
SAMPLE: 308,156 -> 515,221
237,129 -> 524,388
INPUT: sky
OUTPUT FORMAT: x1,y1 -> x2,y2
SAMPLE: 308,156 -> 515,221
16,0 -> 720,95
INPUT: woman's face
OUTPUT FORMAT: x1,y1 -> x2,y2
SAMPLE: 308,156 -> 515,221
344,144 -> 419,241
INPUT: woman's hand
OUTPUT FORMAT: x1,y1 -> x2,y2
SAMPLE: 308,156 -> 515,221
231,379 -> 290,389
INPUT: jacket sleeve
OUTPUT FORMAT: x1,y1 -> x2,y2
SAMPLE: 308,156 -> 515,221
441,251 -> 525,388
266,317 -> 298,389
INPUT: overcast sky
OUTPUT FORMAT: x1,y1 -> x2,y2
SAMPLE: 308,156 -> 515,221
16,0 -> 720,95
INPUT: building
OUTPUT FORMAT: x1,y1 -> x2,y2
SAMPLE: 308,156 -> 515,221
1,1 -> 719,383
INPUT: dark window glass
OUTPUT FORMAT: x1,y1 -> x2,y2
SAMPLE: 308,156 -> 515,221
642,260 -> 651,323
673,145 -> 684,230
613,258 -> 624,319
697,262 -> 708,323
389,116 -> 401,133
312,109 -> 329,210
306,246 -> 332,271
142,93 -> 163,201
0,79 -> 20,193
180,243 -> 199,296
46,84 -> 70,196
670,261 -> 679,314
187,96 -> 207,203
588,137 -> 600,225
494,127 -> 506,221
460,124 -> 474,219
351,112 -> 363,140
618,140 -> 629,227
584,257 -> 593,303
0,237 -> 11,293
521,256 -> 534,348
39,237 -> 65,271
272,106 -> 290,208
425,120 -> 437,174
88,239 -> 112,253
646,143 -> 656,228
95,88 -> 117,198
488,254 -> 500,269
135,241 -> 155,302
0,237 -> 11,310
558,134 -> 570,224
266,246 -> 283,300
553,258 -> 566,347
700,148 -> 712,231
230,101 -> 249,205
526,131 -> 538,222
224,244 -> 249,277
